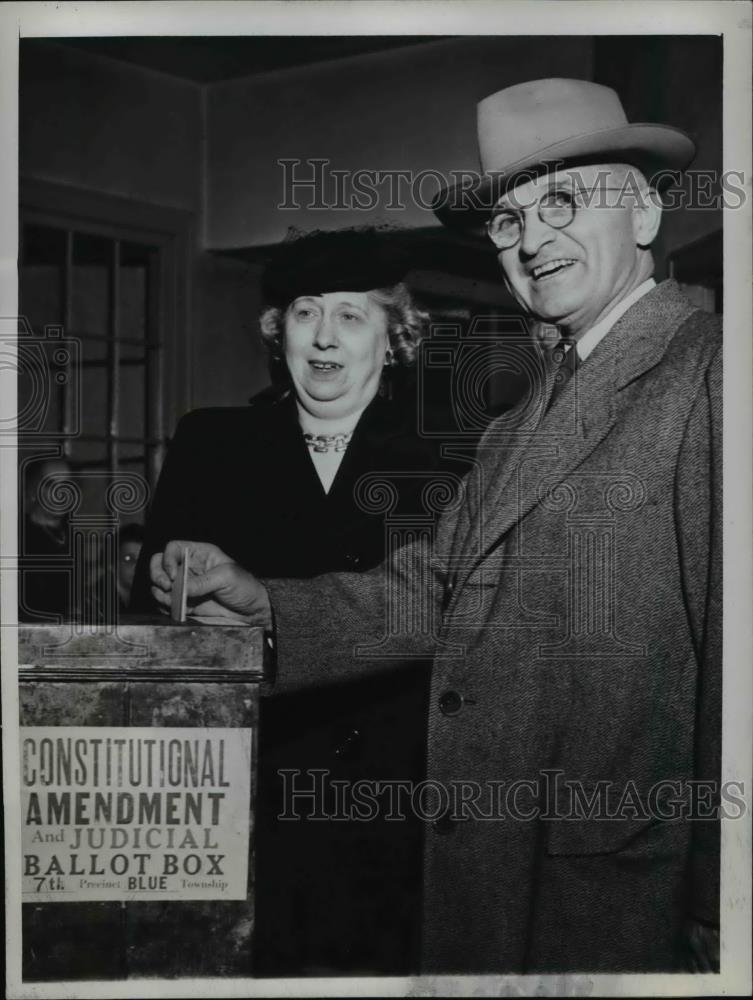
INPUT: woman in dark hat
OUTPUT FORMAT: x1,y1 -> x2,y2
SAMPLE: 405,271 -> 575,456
132,227 -> 441,582
256,227 -> 428,504
131,227 -> 468,976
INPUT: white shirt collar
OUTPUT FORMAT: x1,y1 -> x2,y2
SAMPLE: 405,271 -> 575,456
574,278 -> 656,361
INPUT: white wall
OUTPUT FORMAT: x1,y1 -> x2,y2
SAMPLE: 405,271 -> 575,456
205,37 -> 595,247
21,41 -> 203,210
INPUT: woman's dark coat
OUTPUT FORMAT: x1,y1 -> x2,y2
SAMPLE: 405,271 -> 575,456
132,390 -> 471,974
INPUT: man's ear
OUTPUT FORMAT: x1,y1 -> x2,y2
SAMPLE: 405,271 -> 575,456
632,187 -> 663,248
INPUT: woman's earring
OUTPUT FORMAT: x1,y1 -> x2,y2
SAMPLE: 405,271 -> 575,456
380,348 -> 394,399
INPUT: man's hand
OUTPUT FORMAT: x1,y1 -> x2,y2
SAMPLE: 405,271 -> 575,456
682,918 -> 720,973
150,540 -> 272,626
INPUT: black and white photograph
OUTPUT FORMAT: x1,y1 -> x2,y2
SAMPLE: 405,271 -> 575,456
1,1 -> 751,996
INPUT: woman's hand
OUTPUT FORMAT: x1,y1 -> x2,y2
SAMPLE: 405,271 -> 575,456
150,540 -> 272,626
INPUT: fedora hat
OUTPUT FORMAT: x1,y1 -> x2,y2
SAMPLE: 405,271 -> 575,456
433,78 -> 696,230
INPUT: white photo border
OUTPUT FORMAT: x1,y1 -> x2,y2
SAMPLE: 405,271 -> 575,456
1,2 -> 750,997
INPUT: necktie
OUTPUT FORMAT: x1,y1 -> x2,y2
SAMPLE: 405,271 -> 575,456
546,337 -> 579,412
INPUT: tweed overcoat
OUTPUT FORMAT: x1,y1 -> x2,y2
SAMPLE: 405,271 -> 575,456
266,280 -> 722,973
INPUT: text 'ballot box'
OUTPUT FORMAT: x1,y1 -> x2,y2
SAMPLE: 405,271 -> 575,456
17,618 -> 270,981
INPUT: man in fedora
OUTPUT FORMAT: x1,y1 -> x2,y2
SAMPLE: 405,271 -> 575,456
150,79 -> 721,974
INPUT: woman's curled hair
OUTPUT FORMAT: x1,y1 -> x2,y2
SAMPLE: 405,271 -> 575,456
259,282 -> 427,369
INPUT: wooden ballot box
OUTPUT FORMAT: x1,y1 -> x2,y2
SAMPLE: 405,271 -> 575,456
17,618 -> 270,981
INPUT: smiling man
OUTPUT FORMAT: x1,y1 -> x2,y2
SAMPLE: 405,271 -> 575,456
426,80 -> 721,971
491,163 -> 659,338
149,79 -> 722,975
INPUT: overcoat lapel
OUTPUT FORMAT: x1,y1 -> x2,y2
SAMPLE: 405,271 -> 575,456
451,280 -> 697,589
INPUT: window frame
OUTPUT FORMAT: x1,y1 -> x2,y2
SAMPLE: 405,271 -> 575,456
19,178 -> 193,489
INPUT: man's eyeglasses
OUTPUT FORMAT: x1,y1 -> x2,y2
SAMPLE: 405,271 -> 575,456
486,187 -> 629,250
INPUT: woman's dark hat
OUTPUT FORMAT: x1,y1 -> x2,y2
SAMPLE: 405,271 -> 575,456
262,227 -> 412,308
433,78 -> 697,230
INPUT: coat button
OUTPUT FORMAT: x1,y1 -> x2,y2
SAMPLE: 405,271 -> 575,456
439,690 -> 463,716
344,552 -> 361,570
433,814 -> 455,835
442,574 -> 456,612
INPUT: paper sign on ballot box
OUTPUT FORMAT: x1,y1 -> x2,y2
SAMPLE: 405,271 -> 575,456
20,726 -> 252,902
